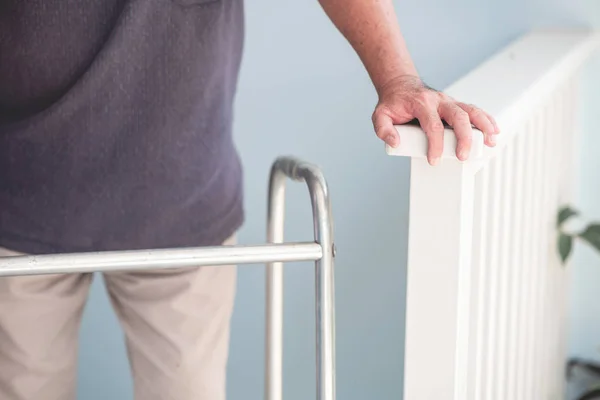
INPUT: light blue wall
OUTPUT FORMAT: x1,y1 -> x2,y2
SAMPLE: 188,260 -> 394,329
568,53 -> 600,362
76,1 -> 599,399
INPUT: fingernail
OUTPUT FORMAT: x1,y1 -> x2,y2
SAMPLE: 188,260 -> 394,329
458,150 -> 469,161
430,157 -> 440,166
489,135 -> 496,145
386,135 -> 397,147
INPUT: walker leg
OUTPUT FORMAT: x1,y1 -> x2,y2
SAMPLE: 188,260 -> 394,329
266,165 -> 286,400
265,157 -> 336,400
309,169 -> 336,400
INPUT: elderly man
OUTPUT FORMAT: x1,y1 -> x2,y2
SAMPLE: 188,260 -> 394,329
0,0 -> 498,399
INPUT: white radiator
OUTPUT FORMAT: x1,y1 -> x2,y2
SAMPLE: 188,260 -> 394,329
387,31 -> 600,400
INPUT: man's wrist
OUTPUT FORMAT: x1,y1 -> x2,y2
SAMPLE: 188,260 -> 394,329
375,73 -> 425,97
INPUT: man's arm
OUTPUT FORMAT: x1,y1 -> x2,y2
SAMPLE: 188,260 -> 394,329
318,0 -> 499,165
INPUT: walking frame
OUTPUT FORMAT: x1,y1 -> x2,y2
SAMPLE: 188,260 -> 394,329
0,156 -> 336,400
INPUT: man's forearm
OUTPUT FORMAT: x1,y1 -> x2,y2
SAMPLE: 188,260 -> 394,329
318,0 -> 418,93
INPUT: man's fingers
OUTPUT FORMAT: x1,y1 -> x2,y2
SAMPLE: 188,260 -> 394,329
457,103 -> 495,135
414,107 -> 444,166
482,112 -> 500,146
373,98 -> 499,163
458,102 -> 500,147
372,109 -> 400,148
439,102 -> 473,161
485,111 -> 501,134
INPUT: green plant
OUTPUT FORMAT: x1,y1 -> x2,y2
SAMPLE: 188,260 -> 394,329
567,358 -> 600,400
561,217 -> 600,399
557,206 -> 600,264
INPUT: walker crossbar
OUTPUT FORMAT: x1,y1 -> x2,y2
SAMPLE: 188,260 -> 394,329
0,156 -> 337,400
0,242 -> 323,276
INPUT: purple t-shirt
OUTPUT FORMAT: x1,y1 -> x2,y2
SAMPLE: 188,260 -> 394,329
0,0 -> 245,254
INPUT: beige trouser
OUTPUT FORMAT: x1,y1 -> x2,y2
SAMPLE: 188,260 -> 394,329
0,235 -> 237,400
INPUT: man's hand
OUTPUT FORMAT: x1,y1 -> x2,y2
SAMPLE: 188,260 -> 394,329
372,75 -> 500,165
318,0 -> 500,165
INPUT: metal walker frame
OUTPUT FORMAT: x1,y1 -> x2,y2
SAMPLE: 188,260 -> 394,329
0,156 -> 336,400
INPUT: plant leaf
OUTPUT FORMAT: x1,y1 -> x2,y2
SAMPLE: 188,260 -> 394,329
557,206 -> 579,228
579,223 -> 600,253
558,233 -> 573,264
